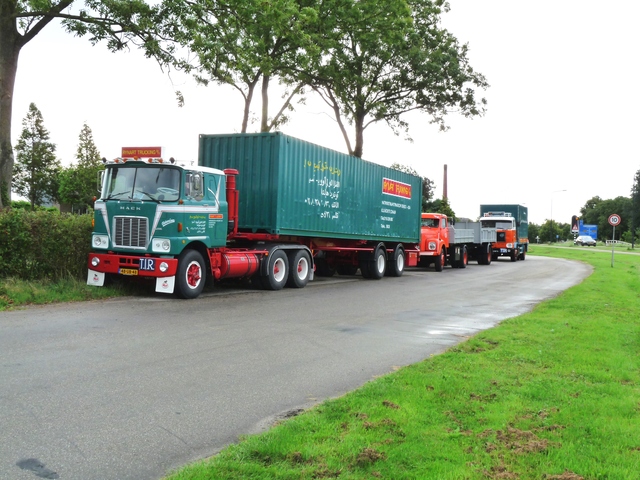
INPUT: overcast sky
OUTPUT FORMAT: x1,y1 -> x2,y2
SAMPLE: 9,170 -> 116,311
12,0 -> 639,225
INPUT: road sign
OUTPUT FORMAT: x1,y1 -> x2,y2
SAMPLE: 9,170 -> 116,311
608,214 -> 621,226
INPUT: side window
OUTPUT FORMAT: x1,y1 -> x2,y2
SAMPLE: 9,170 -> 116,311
185,172 -> 204,201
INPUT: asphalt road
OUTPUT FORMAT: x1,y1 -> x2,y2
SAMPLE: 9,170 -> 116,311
0,256 -> 591,480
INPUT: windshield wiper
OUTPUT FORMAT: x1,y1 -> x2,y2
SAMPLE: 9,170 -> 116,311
105,190 -> 131,200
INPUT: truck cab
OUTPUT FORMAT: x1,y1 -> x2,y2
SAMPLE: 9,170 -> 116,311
419,213 -> 449,271
87,156 -> 230,297
480,211 -> 527,261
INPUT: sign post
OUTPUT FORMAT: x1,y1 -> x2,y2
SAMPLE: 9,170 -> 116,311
609,214 -> 621,267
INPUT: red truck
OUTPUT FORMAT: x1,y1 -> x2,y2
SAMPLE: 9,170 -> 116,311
418,213 -> 496,271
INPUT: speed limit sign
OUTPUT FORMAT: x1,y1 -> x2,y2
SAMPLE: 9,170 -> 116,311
608,214 -> 621,226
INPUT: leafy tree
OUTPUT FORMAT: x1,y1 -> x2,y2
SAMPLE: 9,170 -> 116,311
579,195 -> 603,226
580,196 -> 631,241
305,0 -> 487,157
58,123 -> 103,211
539,220 -> 570,243
428,197 -> 456,219
162,0 -> 317,132
389,162 -> 435,212
0,0 -> 171,208
528,223 -> 540,243
13,103 -> 61,209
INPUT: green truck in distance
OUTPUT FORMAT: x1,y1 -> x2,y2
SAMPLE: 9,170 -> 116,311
480,204 -> 529,261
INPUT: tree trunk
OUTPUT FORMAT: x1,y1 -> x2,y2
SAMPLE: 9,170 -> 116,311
352,110 -> 366,158
0,2 -> 21,208
260,73 -> 269,132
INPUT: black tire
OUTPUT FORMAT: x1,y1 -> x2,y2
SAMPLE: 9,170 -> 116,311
386,245 -> 405,277
286,250 -> 311,288
359,251 -> 372,278
519,251 -> 526,261
370,247 -> 386,279
176,249 -> 206,299
434,248 -> 445,272
264,249 -> 289,290
510,249 -> 518,262
478,243 -> 492,265
459,246 -> 468,269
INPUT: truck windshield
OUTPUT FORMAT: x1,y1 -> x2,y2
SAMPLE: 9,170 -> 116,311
482,220 -> 514,229
103,166 -> 181,202
421,218 -> 438,228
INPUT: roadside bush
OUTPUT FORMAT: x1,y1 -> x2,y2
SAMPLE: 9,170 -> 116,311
0,209 -> 92,280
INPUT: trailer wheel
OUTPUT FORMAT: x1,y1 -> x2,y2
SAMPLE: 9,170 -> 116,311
434,248 -> 445,272
265,249 -> 289,290
459,246 -> 468,269
370,246 -> 387,279
176,249 -> 206,299
286,250 -> 311,288
386,245 -> 405,277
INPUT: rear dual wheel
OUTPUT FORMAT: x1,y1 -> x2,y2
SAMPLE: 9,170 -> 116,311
264,250 -> 289,290
386,245 -> 405,277
360,246 -> 386,279
286,250 -> 311,288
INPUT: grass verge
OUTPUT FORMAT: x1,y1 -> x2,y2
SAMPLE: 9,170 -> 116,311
165,245 -> 640,479
0,276 -> 148,311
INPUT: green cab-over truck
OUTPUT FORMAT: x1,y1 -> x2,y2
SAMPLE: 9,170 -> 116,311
479,204 -> 529,261
87,133 -> 422,299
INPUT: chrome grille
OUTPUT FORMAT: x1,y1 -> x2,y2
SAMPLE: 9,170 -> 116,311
114,216 -> 148,248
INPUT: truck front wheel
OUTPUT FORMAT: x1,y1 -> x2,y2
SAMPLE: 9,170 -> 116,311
434,248 -> 445,272
176,250 -> 206,299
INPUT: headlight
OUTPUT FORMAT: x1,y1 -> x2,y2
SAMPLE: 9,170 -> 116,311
506,243 -> 513,248
91,257 -> 100,267
92,235 -> 109,249
152,238 -> 171,253
159,261 -> 169,273
428,241 -> 436,251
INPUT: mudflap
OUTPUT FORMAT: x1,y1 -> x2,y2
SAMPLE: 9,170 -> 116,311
87,269 -> 105,287
156,276 -> 176,294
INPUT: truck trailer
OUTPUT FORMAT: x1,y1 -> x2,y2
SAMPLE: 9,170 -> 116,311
479,204 -> 529,261
87,133 -> 422,298
419,213 -> 496,271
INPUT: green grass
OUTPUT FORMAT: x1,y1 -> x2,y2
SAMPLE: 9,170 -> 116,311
0,276 -> 148,310
165,245 -> 640,480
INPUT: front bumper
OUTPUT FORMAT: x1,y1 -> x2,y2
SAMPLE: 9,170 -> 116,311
87,253 -> 178,278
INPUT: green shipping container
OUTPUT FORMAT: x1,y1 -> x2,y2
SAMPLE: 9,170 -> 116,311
199,132 -> 421,243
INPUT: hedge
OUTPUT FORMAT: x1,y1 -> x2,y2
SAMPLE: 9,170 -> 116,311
0,209 -> 93,280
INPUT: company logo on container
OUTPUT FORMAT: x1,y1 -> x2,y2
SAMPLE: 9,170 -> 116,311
382,178 -> 412,199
